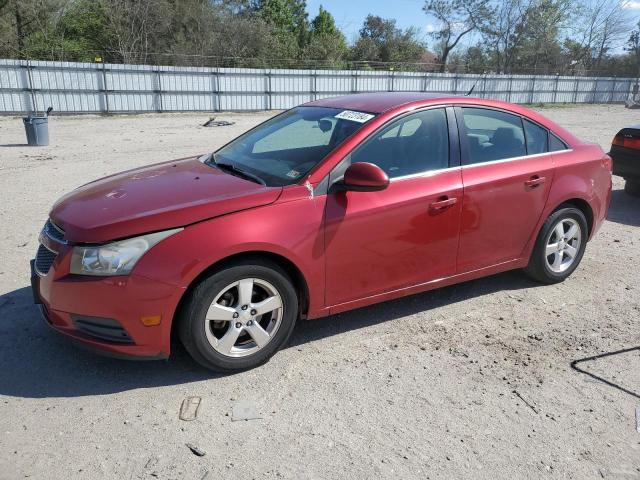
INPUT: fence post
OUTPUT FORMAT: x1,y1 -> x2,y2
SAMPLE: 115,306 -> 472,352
529,75 -> 536,104
571,77 -> 578,104
482,74 -> 487,98
422,72 -> 428,92
266,70 -> 272,110
311,69 -> 317,101
153,69 -> 163,113
507,75 -> 513,102
389,70 -> 394,92
453,73 -> 458,94
590,77 -> 598,103
26,60 -> 38,113
553,74 -> 559,104
212,68 -> 220,112
101,61 -> 109,114
609,76 -> 617,103
351,70 -> 357,94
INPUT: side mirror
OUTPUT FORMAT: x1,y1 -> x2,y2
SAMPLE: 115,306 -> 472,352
342,162 -> 389,192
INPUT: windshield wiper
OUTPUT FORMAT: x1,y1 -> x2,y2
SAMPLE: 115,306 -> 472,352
211,156 -> 266,186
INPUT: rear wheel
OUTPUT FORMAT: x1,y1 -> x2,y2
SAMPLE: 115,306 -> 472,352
624,179 -> 640,197
524,206 -> 588,284
178,260 -> 298,372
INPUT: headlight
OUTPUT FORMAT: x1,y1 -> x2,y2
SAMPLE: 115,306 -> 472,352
70,228 -> 182,276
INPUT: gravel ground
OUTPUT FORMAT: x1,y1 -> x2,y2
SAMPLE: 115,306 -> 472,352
0,104 -> 638,480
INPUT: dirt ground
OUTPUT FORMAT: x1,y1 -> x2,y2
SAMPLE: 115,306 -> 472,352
0,104 -> 638,480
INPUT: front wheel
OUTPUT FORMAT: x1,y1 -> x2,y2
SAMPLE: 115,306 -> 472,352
178,260 -> 298,372
524,206 -> 588,284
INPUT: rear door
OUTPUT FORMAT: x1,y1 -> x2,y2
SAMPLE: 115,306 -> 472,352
456,107 -> 555,272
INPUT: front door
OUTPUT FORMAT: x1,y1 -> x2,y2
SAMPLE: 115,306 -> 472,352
324,107 -> 463,307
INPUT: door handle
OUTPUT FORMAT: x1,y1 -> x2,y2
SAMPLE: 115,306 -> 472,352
524,176 -> 546,188
429,196 -> 457,211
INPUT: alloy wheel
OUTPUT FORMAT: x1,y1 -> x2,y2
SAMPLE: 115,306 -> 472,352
204,278 -> 283,358
544,218 -> 582,274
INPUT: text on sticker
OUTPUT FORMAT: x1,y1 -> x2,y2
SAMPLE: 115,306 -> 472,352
335,110 -> 375,123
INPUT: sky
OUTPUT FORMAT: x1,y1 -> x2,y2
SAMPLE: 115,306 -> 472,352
306,0 -> 432,44
306,0 -> 640,51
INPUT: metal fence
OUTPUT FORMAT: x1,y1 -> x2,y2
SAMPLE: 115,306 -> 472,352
0,58 -> 636,115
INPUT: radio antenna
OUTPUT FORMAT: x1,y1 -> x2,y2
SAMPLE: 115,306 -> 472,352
465,83 -> 476,96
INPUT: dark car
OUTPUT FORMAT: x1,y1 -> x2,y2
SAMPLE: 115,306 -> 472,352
610,125 -> 640,196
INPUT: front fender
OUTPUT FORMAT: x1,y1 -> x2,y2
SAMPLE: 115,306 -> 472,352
133,186 -> 328,320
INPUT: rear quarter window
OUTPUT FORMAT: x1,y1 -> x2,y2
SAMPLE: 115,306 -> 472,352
549,133 -> 569,152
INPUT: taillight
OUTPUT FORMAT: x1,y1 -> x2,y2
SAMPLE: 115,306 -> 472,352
612,133 -> 640,150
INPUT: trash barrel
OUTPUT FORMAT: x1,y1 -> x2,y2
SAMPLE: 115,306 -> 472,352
23,115 -> 49,146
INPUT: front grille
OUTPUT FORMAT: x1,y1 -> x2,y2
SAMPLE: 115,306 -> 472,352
72,315 -> 134,344
43,219 -> 66,243
35,244 -> 57,276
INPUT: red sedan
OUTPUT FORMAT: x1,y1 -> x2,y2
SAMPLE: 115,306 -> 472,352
32,93 -> 612,371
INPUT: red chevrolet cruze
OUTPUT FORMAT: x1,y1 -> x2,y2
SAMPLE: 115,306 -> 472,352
32,93 -> 612,371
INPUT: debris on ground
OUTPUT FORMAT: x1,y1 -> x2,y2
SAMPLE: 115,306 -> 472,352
231,401 -> 262,422
186,443 -> 206,457
513,390 -> 539,414
144,456 -> 159,469
202,117 -> 235,127
179,396 -> 201,421
636,407 -> 640,433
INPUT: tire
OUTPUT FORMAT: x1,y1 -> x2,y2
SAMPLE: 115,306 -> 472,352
524,206 -> 588,284
178,259 -> 298,372
624,179 -> 640,197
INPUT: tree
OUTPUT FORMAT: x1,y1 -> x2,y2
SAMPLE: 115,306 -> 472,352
351,15 -> 427,68
626,21 -> 640,77
100,0 -> 173,64
303,6 -> 347,66
0,0 -> 64,58
478,0 -> 530,73
311,5 -> 338,36
255,0 -> 309,58
507,0 -> 569,74
572,0 -> 634,73
423,0 -> 492,72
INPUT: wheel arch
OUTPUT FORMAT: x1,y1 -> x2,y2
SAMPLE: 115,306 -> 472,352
171,250 -> 311,341
555,197 -> 594,237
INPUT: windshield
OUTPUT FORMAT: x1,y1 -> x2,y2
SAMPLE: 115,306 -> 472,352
207,106 -> 376,186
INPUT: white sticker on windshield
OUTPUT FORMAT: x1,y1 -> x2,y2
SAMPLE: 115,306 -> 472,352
335,110 -> 375,123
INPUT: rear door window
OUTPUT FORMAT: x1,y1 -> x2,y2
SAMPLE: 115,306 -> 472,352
523,119 -> 548,155
460,108 -> 526,164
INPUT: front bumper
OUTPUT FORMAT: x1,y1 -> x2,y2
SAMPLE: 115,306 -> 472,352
31,252 -> 182,360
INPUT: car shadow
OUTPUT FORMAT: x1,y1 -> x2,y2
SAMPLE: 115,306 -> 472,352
607,187 -> 640,227
0,271 -> 540,399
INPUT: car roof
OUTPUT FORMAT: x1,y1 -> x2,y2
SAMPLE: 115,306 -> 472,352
304,92 -> 581,147
304,92 -> 461,114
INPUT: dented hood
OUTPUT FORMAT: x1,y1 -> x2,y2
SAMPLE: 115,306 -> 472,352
50,157 -> 282,243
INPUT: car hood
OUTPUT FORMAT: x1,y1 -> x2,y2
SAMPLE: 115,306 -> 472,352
50,156 -> 282,243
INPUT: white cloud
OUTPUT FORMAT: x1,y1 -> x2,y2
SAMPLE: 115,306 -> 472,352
623,0 -> 640,9
425,23 -> 439,33
425,21 -> 467,33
